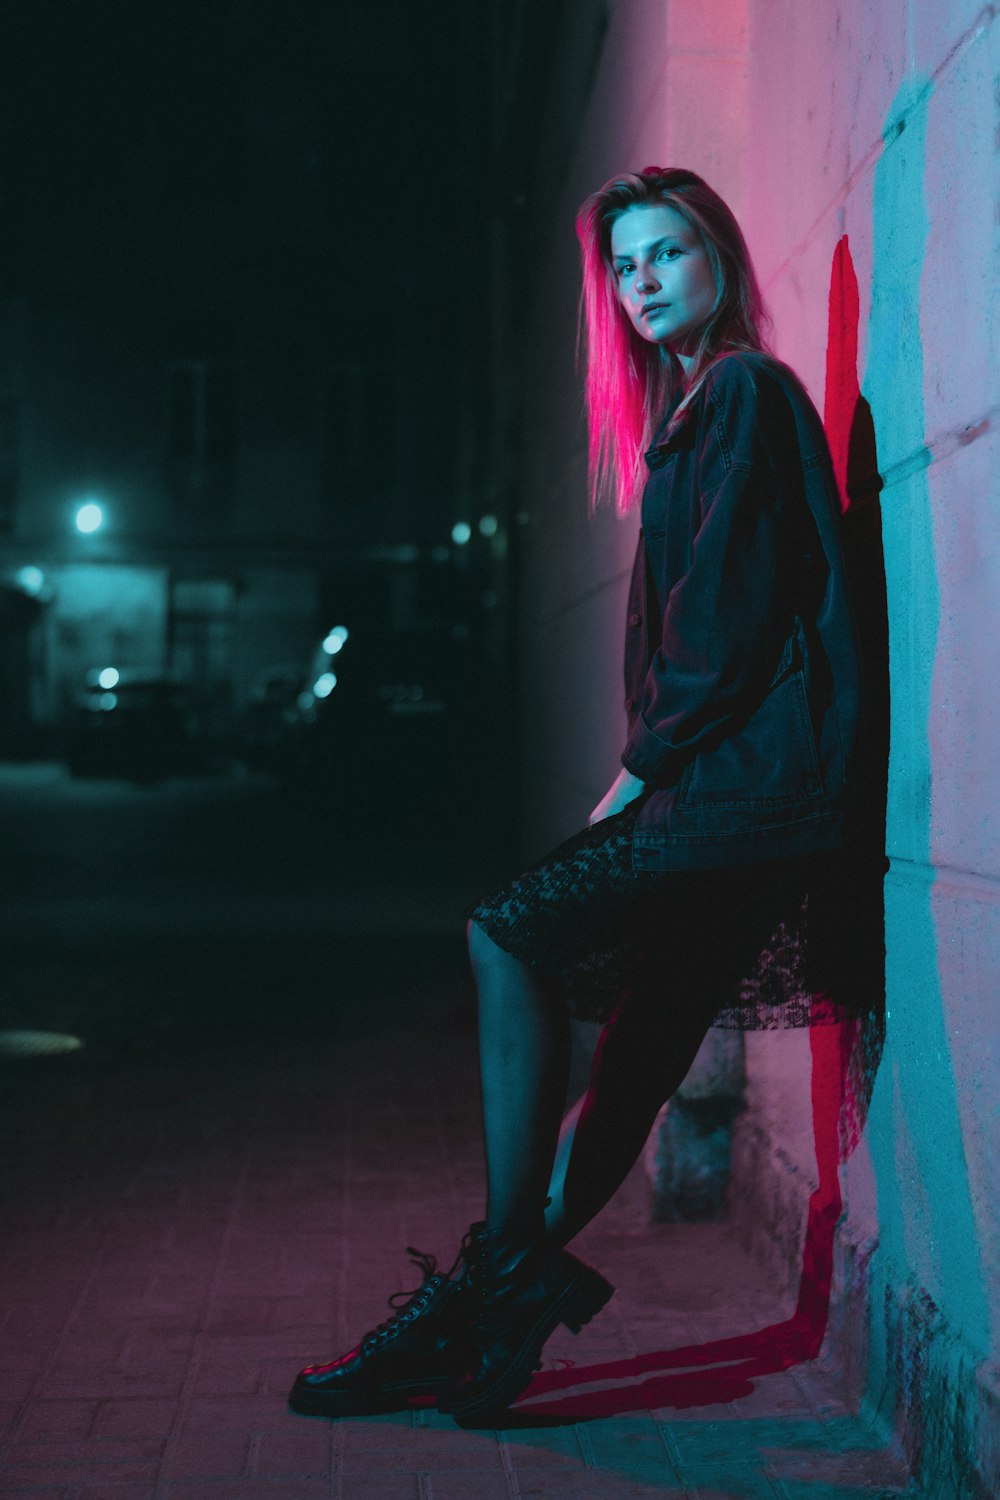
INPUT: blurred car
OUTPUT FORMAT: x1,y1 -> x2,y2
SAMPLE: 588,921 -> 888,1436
65,671 -> 207,781
287,628 -> 463,802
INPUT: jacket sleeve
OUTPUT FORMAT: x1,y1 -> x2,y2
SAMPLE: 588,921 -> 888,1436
621,360 -> 791,787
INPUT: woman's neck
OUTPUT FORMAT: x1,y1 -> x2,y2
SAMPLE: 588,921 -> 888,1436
673,348 -> 697,379
662,344 -> 692,387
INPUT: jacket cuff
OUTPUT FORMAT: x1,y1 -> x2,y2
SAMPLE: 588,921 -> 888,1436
621,717 -> 685,787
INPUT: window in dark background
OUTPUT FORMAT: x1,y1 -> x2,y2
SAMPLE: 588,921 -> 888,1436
166,360 -> 237,531
171,367 -> 198,461
324,365 -> 363,469
169,363 -> 237,465
323,364 -> 392,475
168,576 -> 236,711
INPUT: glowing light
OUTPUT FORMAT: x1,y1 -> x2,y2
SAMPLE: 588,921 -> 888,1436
478,514 -> 499,537
0,1030 -> 84,1057
322,633 -> 344,655
99,692 -> 118,710
297,691 -> 315,712
97,667 -> 120,689
313,673 -> 337,698
16,566 -> 45,594
75,503 -> 104,534
451,522 -> 471,545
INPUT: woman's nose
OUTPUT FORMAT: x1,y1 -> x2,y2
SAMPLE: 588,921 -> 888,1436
636,265 -> 660,293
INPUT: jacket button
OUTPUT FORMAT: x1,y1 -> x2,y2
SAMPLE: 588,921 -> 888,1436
628,612 -> 641,627
625,697 -> 635,711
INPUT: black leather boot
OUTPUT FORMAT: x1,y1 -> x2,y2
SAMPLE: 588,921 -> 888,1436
289,1249 -> 471,1417
444,1220 -> 614,1425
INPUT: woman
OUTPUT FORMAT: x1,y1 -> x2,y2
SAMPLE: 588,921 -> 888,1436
290,168 -> 862,1426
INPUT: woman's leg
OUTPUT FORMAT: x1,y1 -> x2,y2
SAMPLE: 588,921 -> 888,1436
543,864 -> 797,1248
290,920 -> 575,1420
466,918 -> 571,1231
453,919 -> 620,1422
545,993 -> 717,1246
466,913 -> 717,1245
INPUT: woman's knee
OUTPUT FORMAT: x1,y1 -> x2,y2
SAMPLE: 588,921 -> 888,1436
466,917 -> 518,989
589,1002 -> 713,1103
466,916 -> 495,970
466,918 -> 565,1015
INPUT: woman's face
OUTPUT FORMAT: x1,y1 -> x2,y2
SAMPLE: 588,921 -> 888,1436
609,203 -> 717,354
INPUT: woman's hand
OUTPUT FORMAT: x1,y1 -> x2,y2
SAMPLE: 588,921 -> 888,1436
588,766 -> 647,826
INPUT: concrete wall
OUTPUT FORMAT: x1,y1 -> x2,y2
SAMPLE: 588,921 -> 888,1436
514,1 -> 999,1492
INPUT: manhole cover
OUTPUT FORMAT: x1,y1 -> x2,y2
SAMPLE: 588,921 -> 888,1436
0,1030 -> 85,1057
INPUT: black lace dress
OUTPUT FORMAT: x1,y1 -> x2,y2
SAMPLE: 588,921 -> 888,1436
465,785 -> 883,1035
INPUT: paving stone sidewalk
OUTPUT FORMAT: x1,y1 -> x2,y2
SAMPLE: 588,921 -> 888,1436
0,937 -> 918,1498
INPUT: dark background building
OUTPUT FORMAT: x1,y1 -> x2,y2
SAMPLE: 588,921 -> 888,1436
0,0 -> 565,829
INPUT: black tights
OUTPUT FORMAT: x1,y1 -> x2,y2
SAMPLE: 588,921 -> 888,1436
466,918 -> 718,1244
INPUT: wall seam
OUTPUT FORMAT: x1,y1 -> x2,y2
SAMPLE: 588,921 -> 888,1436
876,405 -> 999,490
526,565 -> 631,626
888,857 -> 1000,895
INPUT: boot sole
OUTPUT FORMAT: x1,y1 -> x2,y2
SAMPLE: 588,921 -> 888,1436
447,1265 -> 614,1425
288,1375 -> 450,1418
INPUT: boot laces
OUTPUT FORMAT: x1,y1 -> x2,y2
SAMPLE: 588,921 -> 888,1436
387,1247 -> 439,1308
461,1220 -> 549,1343
460,1229 -> 501,1342
358,1231 -> 483,1354
360,1247 -> 444,1353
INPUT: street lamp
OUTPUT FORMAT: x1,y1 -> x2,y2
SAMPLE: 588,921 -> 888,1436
75,502 -> 104,534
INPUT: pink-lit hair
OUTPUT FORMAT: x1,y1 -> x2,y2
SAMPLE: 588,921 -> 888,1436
576,167 -> 771,515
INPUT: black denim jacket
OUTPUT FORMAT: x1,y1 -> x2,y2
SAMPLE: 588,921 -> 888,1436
621,352 -> 861,871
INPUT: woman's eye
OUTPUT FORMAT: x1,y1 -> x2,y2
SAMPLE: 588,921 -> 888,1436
657,247 -> 680,261
616,264 -> 634,278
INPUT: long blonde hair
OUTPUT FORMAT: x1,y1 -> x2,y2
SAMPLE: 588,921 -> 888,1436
576,167 -> 771,515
